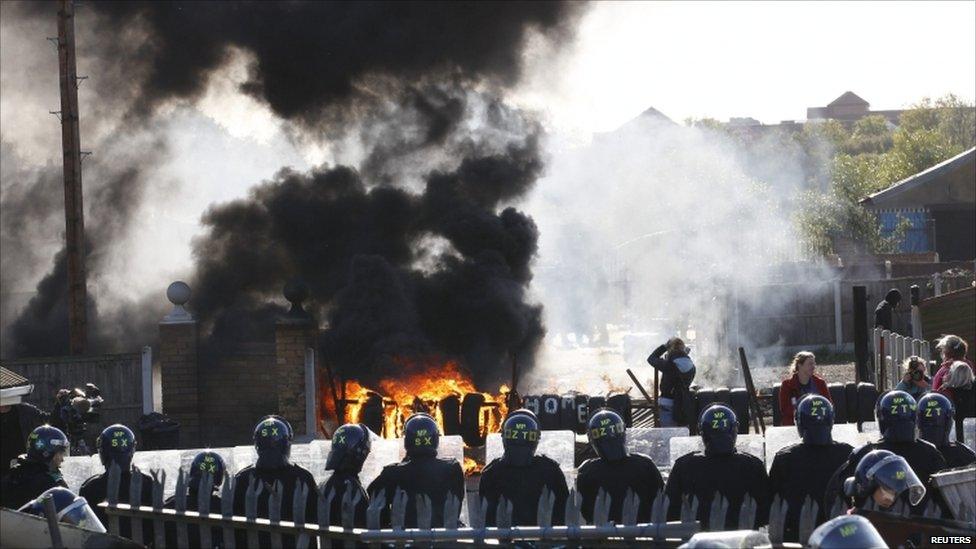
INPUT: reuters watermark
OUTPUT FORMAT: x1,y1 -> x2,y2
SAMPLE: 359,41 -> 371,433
930,536 -> 973,545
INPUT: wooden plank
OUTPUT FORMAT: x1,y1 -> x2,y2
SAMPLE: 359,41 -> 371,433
919,287 -> 976,347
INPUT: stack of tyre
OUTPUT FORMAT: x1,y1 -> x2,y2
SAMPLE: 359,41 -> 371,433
689,387 -> 752,434
506,394 -> 634,435
768,382 -> 878,426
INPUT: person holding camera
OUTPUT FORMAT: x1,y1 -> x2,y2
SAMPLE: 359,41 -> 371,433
49,384 -> 103,456
646,337 -> 696,427
895,356 -> 930,399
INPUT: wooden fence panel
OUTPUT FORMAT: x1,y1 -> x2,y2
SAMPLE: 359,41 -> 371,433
2,353 -> 144,431
920,287 -> 976,349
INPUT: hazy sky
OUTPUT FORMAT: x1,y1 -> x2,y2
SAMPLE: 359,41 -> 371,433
518,1 -> 976,136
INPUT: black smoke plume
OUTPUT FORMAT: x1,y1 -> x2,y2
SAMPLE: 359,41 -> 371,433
4,2 -> 583,381
80,1 -> 581,130
3,141 -> 165,357
192,102 -> 545,386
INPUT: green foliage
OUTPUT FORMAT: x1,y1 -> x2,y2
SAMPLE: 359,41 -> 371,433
795,94 -> 975,256
684,117 -> 725,131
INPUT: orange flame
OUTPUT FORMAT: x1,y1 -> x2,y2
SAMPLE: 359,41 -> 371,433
327,356 -> 508,441
463,456 -> 482,476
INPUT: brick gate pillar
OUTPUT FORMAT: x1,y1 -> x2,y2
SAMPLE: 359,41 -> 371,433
275,280 -> 318,438
158,281 -> 200,447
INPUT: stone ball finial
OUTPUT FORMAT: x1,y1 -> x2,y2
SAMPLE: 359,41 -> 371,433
167,281 -> 191,306
283,278 -> 310,318
283,278 -> 309,306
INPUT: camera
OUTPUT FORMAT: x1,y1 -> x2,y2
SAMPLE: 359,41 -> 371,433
53,383 -> 103,455
910,369 -> 924,381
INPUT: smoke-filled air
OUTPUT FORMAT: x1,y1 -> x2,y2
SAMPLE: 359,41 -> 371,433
0,1 -> 585,391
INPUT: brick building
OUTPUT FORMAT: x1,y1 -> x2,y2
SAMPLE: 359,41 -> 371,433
806,91 -> 904,124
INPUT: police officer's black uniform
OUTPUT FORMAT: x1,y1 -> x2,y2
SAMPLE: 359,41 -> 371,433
233,416 -> 318,549
768,395 -> 852,542
479,411 -> 569,526
665,405 -> 771,530
917,393 -> 976,469
320,423 -> 371,529
164,451 -> 225,548
576,409 -> 663,524
824,391 -> 946,512
367,413 -> 464,528
0,425 -> 69,509
79,424 -> 155,545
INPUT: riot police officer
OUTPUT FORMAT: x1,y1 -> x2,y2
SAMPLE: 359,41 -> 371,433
233,416 -> 318,549
843,450 -> 926,512
665,405 -> 770,529
768,395 -> 853,542
1,425 -> 69,509
576,409 -> 663,524
480,412 -> 568,526
916,393 -> 976,468
808,514 -> 887,549
824,391 -> 946,511
18,486 -> 106,532
367,413 -> 464,528
79,424 -> 154,544
165,451 -> 226,547
320,423 -> 371,528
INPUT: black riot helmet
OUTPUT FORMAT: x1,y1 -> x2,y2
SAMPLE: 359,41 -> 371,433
501,413 -> 540,467
587,409 -> 627,461
26,425 -> 70,464
96,424 -> 136,471
326,423 -> 372,473
808,514 -> 887,549
19,487 -> 106,533
699,404 -> 738,456
253,416 -> 293,469
916,393 -> 954,447
795,394 -> 834,445
506,408 -> 539,422
189,451 -> 226,489
876,390 -> 917,443
844,449 -> 925,508
403,413 -> 439,457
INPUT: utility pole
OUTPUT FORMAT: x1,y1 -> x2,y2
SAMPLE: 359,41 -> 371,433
56,0 -> 87,354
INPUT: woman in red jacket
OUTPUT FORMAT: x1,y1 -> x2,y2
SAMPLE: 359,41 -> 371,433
779,351 -> 831,426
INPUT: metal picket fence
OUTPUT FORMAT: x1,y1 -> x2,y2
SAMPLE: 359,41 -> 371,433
98,463 -> 700,547
96,462 -> 973,547
872,328 -> 931,391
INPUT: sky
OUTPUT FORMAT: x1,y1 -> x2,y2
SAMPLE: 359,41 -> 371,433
516,1 -> 976,136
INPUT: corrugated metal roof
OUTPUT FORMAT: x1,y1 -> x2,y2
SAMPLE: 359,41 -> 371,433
0,366 -> 30,389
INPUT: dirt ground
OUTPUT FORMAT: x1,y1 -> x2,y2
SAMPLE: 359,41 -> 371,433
520,340 -> 858,397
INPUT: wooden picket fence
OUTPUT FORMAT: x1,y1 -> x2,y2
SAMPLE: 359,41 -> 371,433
872,328 -> 931,391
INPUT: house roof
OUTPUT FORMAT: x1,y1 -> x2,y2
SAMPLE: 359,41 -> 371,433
0,366 -> 29,389
828,91 -> 869,107
861,147 -> 976,209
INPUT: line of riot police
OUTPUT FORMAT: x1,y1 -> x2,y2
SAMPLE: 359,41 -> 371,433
2,386 -> 973,548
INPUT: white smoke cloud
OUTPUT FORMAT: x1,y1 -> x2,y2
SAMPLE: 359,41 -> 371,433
522,114 -> 829,394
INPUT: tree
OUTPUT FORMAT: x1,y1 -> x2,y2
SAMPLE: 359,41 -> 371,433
796,94 -> 975,256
